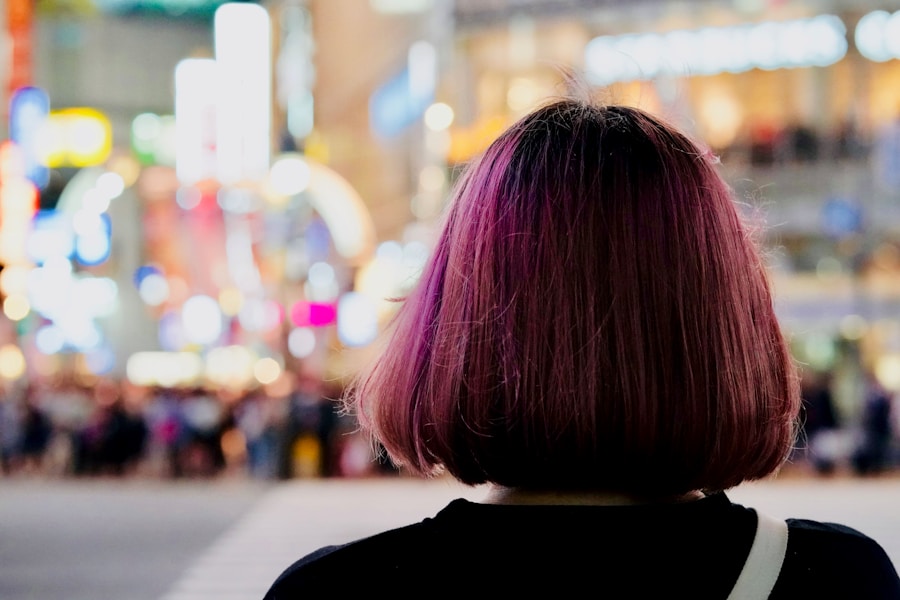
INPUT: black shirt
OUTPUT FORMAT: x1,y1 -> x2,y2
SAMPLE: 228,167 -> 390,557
264,492 -> 900,598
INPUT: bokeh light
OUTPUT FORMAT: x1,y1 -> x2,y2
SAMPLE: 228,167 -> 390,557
269,154 -> 311,195
424,102 -> 454,131
253,356 -> 282,385
3,294 -> 30,321
218,287 -> 244,316
35,324 -> 66,355
182,295 -> 223,345
206,345 -> 255,389
337,292 -> 378,347
0,344 -> 26,380
288,327 -> 316,358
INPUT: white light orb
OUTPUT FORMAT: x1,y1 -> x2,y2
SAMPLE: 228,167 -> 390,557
424,103 -> 454,131
270,155 -> 311,196
288,327 -> 316,358
307,262 -> 335,287
337,292 -> 379,347
139,274 -> 170,306
35,325 -> 66,355
181,295 -> 223,345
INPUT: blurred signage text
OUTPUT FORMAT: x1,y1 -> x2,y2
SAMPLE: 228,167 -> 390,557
585,15 -> 847,86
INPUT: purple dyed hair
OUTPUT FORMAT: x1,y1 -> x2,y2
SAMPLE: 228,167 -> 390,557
350,100 -> 800,496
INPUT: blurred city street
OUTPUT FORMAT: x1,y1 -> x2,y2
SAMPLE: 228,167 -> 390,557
3,0 -> 900,597
2,475 -> 900,600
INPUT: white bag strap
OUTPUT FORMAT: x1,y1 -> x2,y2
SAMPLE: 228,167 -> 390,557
726,510 -> 789,600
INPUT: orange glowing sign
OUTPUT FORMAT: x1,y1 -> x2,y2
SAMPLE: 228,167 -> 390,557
5,0 -> 34,114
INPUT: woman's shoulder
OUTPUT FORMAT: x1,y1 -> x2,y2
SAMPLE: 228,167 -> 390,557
775,517 -> 900,599
786,516 -> 894,556
262,519 -> 438,599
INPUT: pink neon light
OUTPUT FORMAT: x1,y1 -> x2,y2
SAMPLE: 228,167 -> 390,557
291,301 -> 337,327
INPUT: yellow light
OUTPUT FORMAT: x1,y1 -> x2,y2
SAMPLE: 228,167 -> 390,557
507,78 -> 540,113
3,294 -> 30,321
303,132 -> 330,164
107,154 -> 142,188
205,345 -> 255,389
0,265 -> 30,296
0,344 -> 26,380
448,116 -> 509,163
698,90 -> 744,149
43,108 -> 113,168
876,355 -> 900,391
218,287 -> 244,316
253,357 -> 282,385
418,165 -> 445,192
126,351 -> 204,387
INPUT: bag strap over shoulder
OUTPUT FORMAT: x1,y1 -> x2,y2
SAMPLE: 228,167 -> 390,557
726,510 -> 789,600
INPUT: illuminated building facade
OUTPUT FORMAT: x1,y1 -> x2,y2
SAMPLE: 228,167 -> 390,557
441,0 -> 900,416
3,0 -> 900,418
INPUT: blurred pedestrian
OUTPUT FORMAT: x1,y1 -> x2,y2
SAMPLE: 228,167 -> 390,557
18,385 -> 53,475
73,379 -> 147,476
264,95 -> 900,598
874,108 -> 900,191
0,389 -> 22,475
852,372 -> 894,476
797,369 -> 841,475
278,373 -> 338,479
180,387 -> 226,477
236,390 -> 279,479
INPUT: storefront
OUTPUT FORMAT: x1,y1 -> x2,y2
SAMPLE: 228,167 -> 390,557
442,0 -> 900,412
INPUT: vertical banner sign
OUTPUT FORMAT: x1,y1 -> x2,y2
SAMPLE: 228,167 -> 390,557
5,0 -> 33,120
214,3 -> 272,185
175,58 -> 219,186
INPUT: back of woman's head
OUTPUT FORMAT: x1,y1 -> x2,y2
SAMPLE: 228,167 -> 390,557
351,99 -> 800,496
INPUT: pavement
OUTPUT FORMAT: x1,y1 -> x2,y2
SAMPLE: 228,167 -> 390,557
159,477 -> 485,600
0,477 -> 270,600
161,475 -> 900,600
2,474 -> 900,600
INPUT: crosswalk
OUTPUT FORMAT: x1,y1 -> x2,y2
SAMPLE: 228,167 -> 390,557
159,478 -> 487,600
159,475 -> 900,600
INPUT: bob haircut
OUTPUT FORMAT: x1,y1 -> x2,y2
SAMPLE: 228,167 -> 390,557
351,99 -> 800,496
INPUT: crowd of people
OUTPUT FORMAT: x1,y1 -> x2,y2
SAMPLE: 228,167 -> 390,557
792,368 -> 899,477
0,365 -> 897,482
0,372 -> 396,481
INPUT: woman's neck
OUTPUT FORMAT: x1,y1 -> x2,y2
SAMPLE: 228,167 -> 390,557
485,486 -> 706,506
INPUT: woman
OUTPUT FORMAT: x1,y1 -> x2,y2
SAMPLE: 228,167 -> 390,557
264,99 -> 900,598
